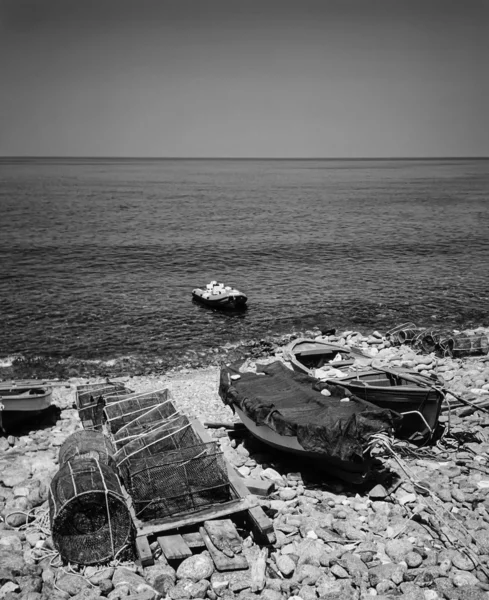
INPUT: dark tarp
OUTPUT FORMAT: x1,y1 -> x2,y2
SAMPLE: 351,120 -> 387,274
219,361 -> 400,464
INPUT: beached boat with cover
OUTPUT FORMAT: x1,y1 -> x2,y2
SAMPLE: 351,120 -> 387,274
219,361 -> 399,483
319,367 -> 444,443
192,281 -> 247,310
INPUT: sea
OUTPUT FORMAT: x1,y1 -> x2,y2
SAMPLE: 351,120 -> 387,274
1,157 -> 488,375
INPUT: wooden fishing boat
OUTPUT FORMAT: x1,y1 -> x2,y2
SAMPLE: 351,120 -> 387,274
284,338 -> 356,377
219,361 -> 399,484
321,368 -> 443,443
192,284 -> 247,310
0,381 -> 53,431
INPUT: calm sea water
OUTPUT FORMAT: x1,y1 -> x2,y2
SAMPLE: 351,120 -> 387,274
1,158 -> 488,369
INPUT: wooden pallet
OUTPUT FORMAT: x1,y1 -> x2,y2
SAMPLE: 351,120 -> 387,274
124,418 -> 275,566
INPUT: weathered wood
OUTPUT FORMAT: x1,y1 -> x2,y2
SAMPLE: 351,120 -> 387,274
250,548 -> 268,592
204,519 -> 243,557
135,536 -> 154,567
134,496 -> 258,538
157,534 -> 192,560
181,531 -> 205,549
200,527 -> 248,572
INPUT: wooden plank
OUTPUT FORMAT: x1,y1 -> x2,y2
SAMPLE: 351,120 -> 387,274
200,526 -> 248,572
157,534 -> 192,561
135,536 -> 154,567
181,531 -> 205,549
135,496 -> 258,538
204,519 -> 243,557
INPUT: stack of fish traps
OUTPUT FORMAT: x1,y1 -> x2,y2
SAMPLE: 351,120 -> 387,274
75,381 -> 134,431
104,390 -> 232,522
386,323 -> 489,359
49,430 -> 133,565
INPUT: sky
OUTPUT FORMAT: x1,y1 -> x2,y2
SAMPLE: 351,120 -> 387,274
0,0 -> 487,158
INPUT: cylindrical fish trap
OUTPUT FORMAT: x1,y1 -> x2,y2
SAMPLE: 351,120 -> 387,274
439,334 -> 489,358
76,382 -> 133,431
414,329 -> 450,354
49,458 -> 133,565
385,323 -> 421,345
59,430 -> 116,468
103,389 -> 172,435
119,442 -> 231,522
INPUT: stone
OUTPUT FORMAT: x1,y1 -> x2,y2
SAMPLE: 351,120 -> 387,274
295,564 -> 323,585
176,554 -> 214,582
55,573 -> 91,596
399,582 -> 425,600
385,539 -> 414,563
275,555 -> 295,577
369,563 -> 406,586
406,552 -> 424,568
279,488 -> 297,501
452,570 -> 480,588
143,563 -> 176,595
112,567 -> 156,595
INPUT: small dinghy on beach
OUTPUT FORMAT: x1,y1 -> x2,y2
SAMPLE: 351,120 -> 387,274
219,361 -> 400,483
0,381 -> 53,431
192,280 -> 247,310
284,337 -> 357,377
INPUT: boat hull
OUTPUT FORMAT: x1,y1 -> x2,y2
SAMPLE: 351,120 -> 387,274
233,406 -> 369,484
0,383 -> 53,412
284,338 -> 355,376
192,289 -> 247,310
324,370 -> 443,442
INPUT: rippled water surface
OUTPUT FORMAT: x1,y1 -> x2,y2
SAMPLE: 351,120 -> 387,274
1,158 -> 488,367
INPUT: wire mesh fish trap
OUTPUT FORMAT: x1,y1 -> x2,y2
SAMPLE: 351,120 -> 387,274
438,334 -> 489,358
59,430 -> 116,468
76,382 -> 134,431
115,414 -> 199,461
49,458 -> 132,565
103,389 -> 172,436
412,329 -> 451,354
119,441 -> 231,521
112,402 -> 180,449
386,323 -> 426,345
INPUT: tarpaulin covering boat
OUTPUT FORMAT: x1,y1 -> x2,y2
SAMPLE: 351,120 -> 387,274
219,361 -> 400,483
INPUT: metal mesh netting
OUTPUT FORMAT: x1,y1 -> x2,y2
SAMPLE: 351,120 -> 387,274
49,458 -> 132,565
112,403 -> 180,449
115,414 -> 199,462
386,323 -> 426,345
76,382 -> 134,431
439,334 -> 489,358
119,441 -> 231,521
103,389 -> 171,435
59,430 -> 116,467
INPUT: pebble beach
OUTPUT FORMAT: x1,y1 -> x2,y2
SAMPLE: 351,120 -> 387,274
2,325 -> 489,600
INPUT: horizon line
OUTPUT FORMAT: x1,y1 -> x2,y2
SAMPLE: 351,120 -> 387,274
0,155 -> 488,161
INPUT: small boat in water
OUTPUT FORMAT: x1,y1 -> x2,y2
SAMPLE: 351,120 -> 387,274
284,338 -> 356,377
219,361 -> 399,483
320,368 -> 443,443
192,281 -> 247,310
0,381 -> 53,431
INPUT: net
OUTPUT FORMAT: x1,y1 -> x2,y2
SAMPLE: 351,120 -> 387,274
103,389 -> 171,435
386,323 -> 426,345
118,441 -> 231,521
439,334 -> 489,358
59,430 -> 116,467
49,458 -> 132,565
76,382 -> 134,431
112,402 -> 180,449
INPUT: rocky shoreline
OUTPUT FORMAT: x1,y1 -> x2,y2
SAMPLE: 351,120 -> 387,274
1,325 -> 489,600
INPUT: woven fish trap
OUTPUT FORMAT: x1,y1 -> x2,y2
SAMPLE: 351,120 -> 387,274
115,414 -> 199,463
385,323 -> 420,345
103,389 -> 171,435
112,402 -> 179,449
76,382 -> 134,431
49,458 -> 132,565
439,334 -> 489,358
120,441 -> 231,521
59,430 -> 116,468
412,329 -> 451,354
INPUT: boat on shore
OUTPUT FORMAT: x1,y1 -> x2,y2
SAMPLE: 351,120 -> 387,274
219,361 -> 399,483
284,337 -> 356,377
0,381 -> 53,431
319,368 -> 443,443
192,281 -> 247,310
